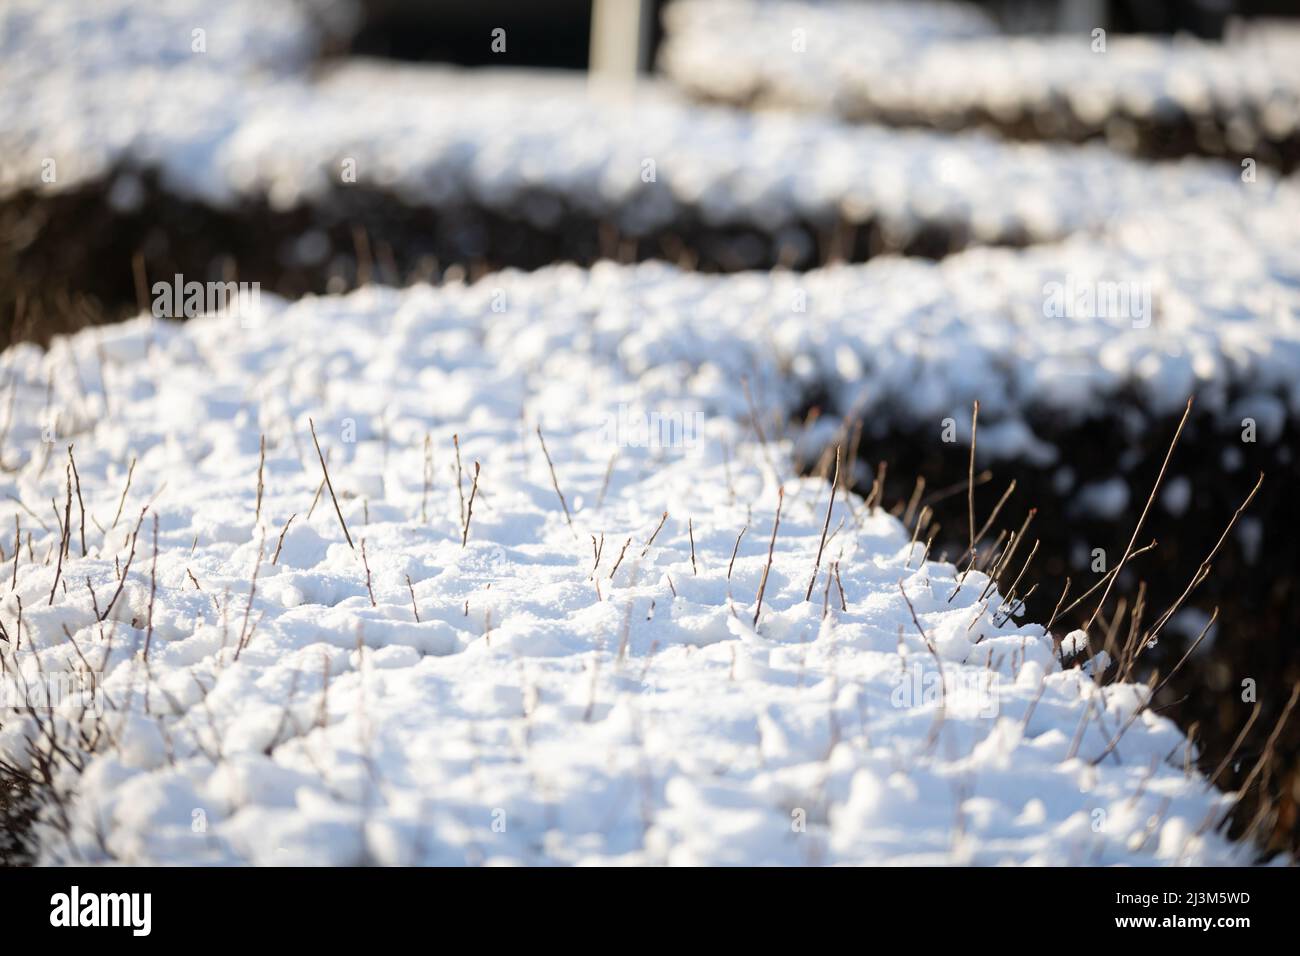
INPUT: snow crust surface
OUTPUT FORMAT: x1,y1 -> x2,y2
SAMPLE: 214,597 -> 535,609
0,0 -> 353,196
0,266 -> 1251,865
0,0 -> 1292,866
0,38 -> 1258,249
660,0 -> 1300,143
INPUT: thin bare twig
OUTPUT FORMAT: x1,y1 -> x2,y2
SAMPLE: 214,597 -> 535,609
1091,609 -> 1218,765
1048,540 -> 1158,629
254,433 -> 266,524
1084,396 -> 1193,634
536,426 -> 574,531
234,532 -> 266,659
271,513 -> 296,565
10,515 -> 18,590
109,456 -> 136,532
453,434 -> 466,528
143,514 -> 159,661
899,579 -> 946,752
361,539 -> 376,607
804,446 -> 840,601
68,445 -> 86,556
99,508 -> 146,622
1142,472 -> 1264,648
309,418 -> 354,550
727,523 -> 747,581
608,537 -> 632,580
752,489 -> 784,627
48,465 -> 72,605
688,518 -> 698,575
1215,682 -> 1300,829
967,400 -> 978,555
406,574 -> 420,623
1207,706 -> 1263,790
461,462 -> 480,547
640,511 -> 669,558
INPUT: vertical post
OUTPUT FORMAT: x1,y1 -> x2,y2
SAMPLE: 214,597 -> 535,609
589,0 -> 652,84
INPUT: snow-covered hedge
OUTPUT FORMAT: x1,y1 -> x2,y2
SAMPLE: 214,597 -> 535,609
660,1 -> 1300,165
0,0 -> 353,81
2,0 -> 1296,867
1,52 -> 1258,252
0,252 -> 1271,863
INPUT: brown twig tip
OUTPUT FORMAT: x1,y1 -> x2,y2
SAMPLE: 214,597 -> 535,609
143,513 -> 159,661
1093,607 -> 1220,766
67,445 -> 87,557
688,518 -> 698,575
110,456 -> 136,533
727,523 -> 747,581
453,434 -> 466,528
11,514 -> 20,590
406,574 -> 420,623
255,433 -> 266,524
536,425 -> 574,530
99,507 -> 147,622
48,464 -> 72,605
309,417 -> 354,550
967,400 -> 979,556
608,536 -> 632,579
1141,471 -> 1263,650
271,513 -> 296,565
753,488 -> 784,627
899,578 -> 940,659
867,460 -> 888,514
1084,396 -> 1193,633
900,577 -> 947,751
1219,680 -> 1300,838
640,511 -> 669,558
233,532 -> 266,660
361,539 -> 376,607
805,446 -> 840,601
461,461 -> 480,547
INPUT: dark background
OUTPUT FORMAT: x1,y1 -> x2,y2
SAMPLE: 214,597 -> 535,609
346,0 -> 1300,69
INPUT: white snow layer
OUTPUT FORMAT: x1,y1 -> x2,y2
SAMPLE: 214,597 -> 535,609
660,0 -> 1300,144
0,0 -> 1292,865
0,0 -> 353,79
0,40 -> 1263,247
0,258 -> 1258,865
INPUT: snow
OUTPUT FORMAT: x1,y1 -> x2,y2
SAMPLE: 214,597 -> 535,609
0,0 -> 354,197
4,31 -> 1288,466
0,0 -> 352,78
0,269 -> 1250,865
0,41 -> 1262,248
660,0 -> 1300,148
108,181 -> 1296,476
1,0 -> 1294,865
1060,630 -> 1090,659
660,0 -> 997,109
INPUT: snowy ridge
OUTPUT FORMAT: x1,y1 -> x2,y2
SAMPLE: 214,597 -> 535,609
0,0 -> 351,198
660,1 -> 1300,150
0,267 -> 1253,865
0,57 -> 1258,249
659,0 -> 998,109
754,191 -> 1300,460
0,0 -> 352,81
